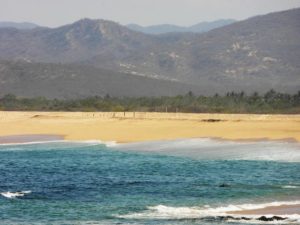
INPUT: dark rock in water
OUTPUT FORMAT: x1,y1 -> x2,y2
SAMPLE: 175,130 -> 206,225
257,216 -> 287,221
218,216 -> 235,220
203,215 -> 288,223
241,217 -> 251,220
226,216 -> 235,220
219,183 -> 230,188
272,216 -> 287,221
258,216 -> 273,221
203,216 -> 218,222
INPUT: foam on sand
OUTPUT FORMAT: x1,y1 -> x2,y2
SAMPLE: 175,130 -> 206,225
117,201 -> 300,223
112,138 -> 300,162
0,139 -> 117,150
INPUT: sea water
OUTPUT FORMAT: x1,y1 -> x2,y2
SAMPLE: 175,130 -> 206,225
0,139 -> 299,224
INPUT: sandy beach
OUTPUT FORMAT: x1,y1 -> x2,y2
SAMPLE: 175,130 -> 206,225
1,111 -> 299,218
0,111 -> 299,143
229,204 -> 300,215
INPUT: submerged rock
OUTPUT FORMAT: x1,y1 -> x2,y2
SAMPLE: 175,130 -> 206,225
219,183 -> 230,188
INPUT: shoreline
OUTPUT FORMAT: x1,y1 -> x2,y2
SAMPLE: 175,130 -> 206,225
228,204 -> 300,216
0,111 -> 300,143
0,134 -> 298,145
1,112 -> 299,217
0,134 -> 64,144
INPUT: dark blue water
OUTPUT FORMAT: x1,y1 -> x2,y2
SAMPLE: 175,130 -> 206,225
0,140 -> 299,224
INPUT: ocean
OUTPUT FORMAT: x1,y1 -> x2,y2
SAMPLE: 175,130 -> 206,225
0,139 -> 299,224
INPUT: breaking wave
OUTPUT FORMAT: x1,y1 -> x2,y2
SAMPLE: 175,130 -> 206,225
117,201 -> 300,223
112,138 -> 300,162
1,190 -> 32,199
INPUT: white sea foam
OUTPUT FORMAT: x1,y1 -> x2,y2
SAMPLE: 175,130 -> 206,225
0,140 -> 63,146
282,185 -> 299,189
0,221 -> 120,225
1,138 -> 300,162
1,190 -> 31,199
112,138 -> 300,162
117,201 -> 300,224
0,140 -> 117,151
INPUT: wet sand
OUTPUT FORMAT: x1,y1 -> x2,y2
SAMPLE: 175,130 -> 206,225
1,111 -> 299,217
229,204 -> 300,215
0,134 -> 64,144
0,111 -> 300,143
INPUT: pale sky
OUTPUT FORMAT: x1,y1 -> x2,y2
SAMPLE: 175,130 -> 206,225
1,0 -> 300,27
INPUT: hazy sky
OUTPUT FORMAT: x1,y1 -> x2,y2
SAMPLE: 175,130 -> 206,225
1,0 -> 300,27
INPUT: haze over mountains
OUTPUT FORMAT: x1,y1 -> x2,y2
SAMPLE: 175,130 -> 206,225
0,21 -> 39,30
127,19 -> 236,34
0,20 -> 236,34
0,8 -> 299,98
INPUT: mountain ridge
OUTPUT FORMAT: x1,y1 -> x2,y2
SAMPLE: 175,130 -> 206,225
126,19 -> 236,34
0,21 -> 39,29
0,8 -> 299,98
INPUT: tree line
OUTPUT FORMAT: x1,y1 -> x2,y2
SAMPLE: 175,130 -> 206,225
0,90 -> 299,114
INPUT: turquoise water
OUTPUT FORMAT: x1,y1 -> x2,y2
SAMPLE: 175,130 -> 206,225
0,140 -> 300,224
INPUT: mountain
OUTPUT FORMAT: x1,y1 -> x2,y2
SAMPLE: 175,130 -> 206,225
0,18 -> 160,66
127,24 -> 186,34
0,61 -> 201,99
188,19 -> 237,33
0,8 -> 299,98
127,19 -> 236,34
0,21 -> 39,29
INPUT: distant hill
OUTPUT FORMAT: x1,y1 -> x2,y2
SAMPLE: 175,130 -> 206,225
127,19 -> 236,34
0,8 -> 299,98
0,61 -> 201,99
0,21 -> 39,29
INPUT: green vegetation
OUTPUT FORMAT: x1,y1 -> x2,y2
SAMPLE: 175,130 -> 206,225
0,90 -> 300,114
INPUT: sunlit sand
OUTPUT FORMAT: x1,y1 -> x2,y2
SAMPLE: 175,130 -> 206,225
0,111 -> 299,143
